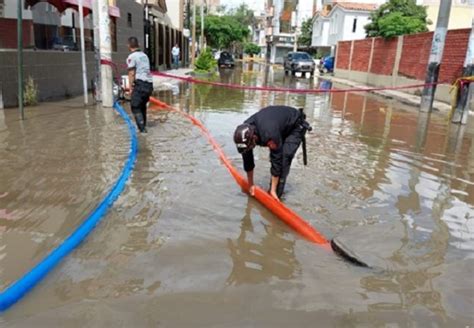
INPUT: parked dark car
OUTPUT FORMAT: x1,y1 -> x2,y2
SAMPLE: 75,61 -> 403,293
319,56 -> 335,74
284,51 -> 315,76
52,36 -> 78,51
218,51 -> 235,68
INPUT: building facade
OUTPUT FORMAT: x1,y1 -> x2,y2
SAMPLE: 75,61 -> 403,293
194,0 -> 221,14
0,0 -> 143,108
265,0 -> 292,64
311,3 -> 376,54
311,0 -> 473,57
419,0 -> 473,31
145,0 -> 188,70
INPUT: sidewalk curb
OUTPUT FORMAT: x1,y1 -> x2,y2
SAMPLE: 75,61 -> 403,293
153,68 -> 193,92
325,76 -> 452,113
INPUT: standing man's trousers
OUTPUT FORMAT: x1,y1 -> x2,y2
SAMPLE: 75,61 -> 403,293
276,124 -> 306,198
131,80 -> 153,132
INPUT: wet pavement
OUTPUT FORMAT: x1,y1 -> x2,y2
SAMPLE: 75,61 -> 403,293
1,64 -> 473,327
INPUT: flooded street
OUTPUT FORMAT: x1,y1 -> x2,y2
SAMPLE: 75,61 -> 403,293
1,64 -> 473,326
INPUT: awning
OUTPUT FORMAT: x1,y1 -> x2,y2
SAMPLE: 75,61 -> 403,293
24,0 -> 119,18
64,0 -> 93,15
108,5 -> 120,18
25,0 -> 92,15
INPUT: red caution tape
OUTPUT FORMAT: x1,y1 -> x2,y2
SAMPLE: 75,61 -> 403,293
152,71 -> 442,94
149,97 -> 330,248
100,58 -> 444,94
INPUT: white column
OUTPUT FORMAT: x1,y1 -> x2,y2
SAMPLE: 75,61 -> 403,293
93,0 -> 101,102
420,0 -> 452,112
98,0 -> 113,107
78,0 -> 88,105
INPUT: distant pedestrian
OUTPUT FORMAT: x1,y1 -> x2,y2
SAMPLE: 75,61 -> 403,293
172,43 -> 180,69
233,106 -> 311,201
127,36 -> 153,133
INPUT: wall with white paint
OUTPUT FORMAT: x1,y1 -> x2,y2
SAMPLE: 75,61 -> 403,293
313,7 -> 371,47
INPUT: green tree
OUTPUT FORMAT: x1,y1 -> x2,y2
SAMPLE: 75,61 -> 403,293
230,4 -> 255,29
298,18 -> 313,47
365,0 -> 430,38
204,15 -> 249,49
244,42 -> 261,56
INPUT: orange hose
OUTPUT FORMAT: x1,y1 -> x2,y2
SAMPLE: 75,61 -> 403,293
149,97 -> 330,248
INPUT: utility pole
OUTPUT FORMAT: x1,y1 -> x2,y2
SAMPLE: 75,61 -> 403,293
451,17 -> 473,124
93,0 -> 101,102
17,0 -> 24,120
78,0 -> 88,106
145,0 -> 150,60
98,0 -> 113,107
191,0 -> 196,66
186,0 -> 191,66
291,10 -> 297,52
293,29 -> 298,52
265,4 -> 273,64
200,0 -> 204,50
420,0 -> 452,112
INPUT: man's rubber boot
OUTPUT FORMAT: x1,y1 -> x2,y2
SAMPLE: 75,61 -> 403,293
134,112 -> 147,133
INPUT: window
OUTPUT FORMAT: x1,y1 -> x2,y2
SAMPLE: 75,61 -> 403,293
293,53 -> 311,60
127,13 -> 132,28
352,18 -> 357,33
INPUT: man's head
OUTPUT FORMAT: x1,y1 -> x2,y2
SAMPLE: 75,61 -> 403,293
128,37 -> 139,51
234,124 -> 257,154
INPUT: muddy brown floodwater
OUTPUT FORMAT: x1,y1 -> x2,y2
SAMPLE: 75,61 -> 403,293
1,64 -> 473,327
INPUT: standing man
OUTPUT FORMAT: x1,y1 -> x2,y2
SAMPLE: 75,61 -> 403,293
233,106 -> 310,201
172,43 -> 180,69
127,36 -> 153,133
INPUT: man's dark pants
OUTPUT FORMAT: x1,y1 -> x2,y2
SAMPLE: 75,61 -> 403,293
131,80 -> 153,132
276,124 -> 305,198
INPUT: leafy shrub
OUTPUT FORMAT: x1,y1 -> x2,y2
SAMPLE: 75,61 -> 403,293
24,76 -> 38,106
194,48 -> 217,73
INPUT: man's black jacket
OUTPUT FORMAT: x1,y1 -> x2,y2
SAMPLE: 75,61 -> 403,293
241,106 -> 302,177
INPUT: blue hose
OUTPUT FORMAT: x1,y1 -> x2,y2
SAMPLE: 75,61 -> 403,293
0,102 -> 137,311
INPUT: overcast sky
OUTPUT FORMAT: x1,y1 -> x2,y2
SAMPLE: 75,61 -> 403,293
221,0 -> 265,12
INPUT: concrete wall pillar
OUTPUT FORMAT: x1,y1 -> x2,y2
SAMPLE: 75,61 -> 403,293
367,37 -> 375,77
162,25 -> 167,68
155,22 -> 161,70
392,35 -> 404,86
347,40 -> 354,71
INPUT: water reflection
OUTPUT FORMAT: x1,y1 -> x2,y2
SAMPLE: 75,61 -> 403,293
0,103 -> 128,290
226,198 -> 300,285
